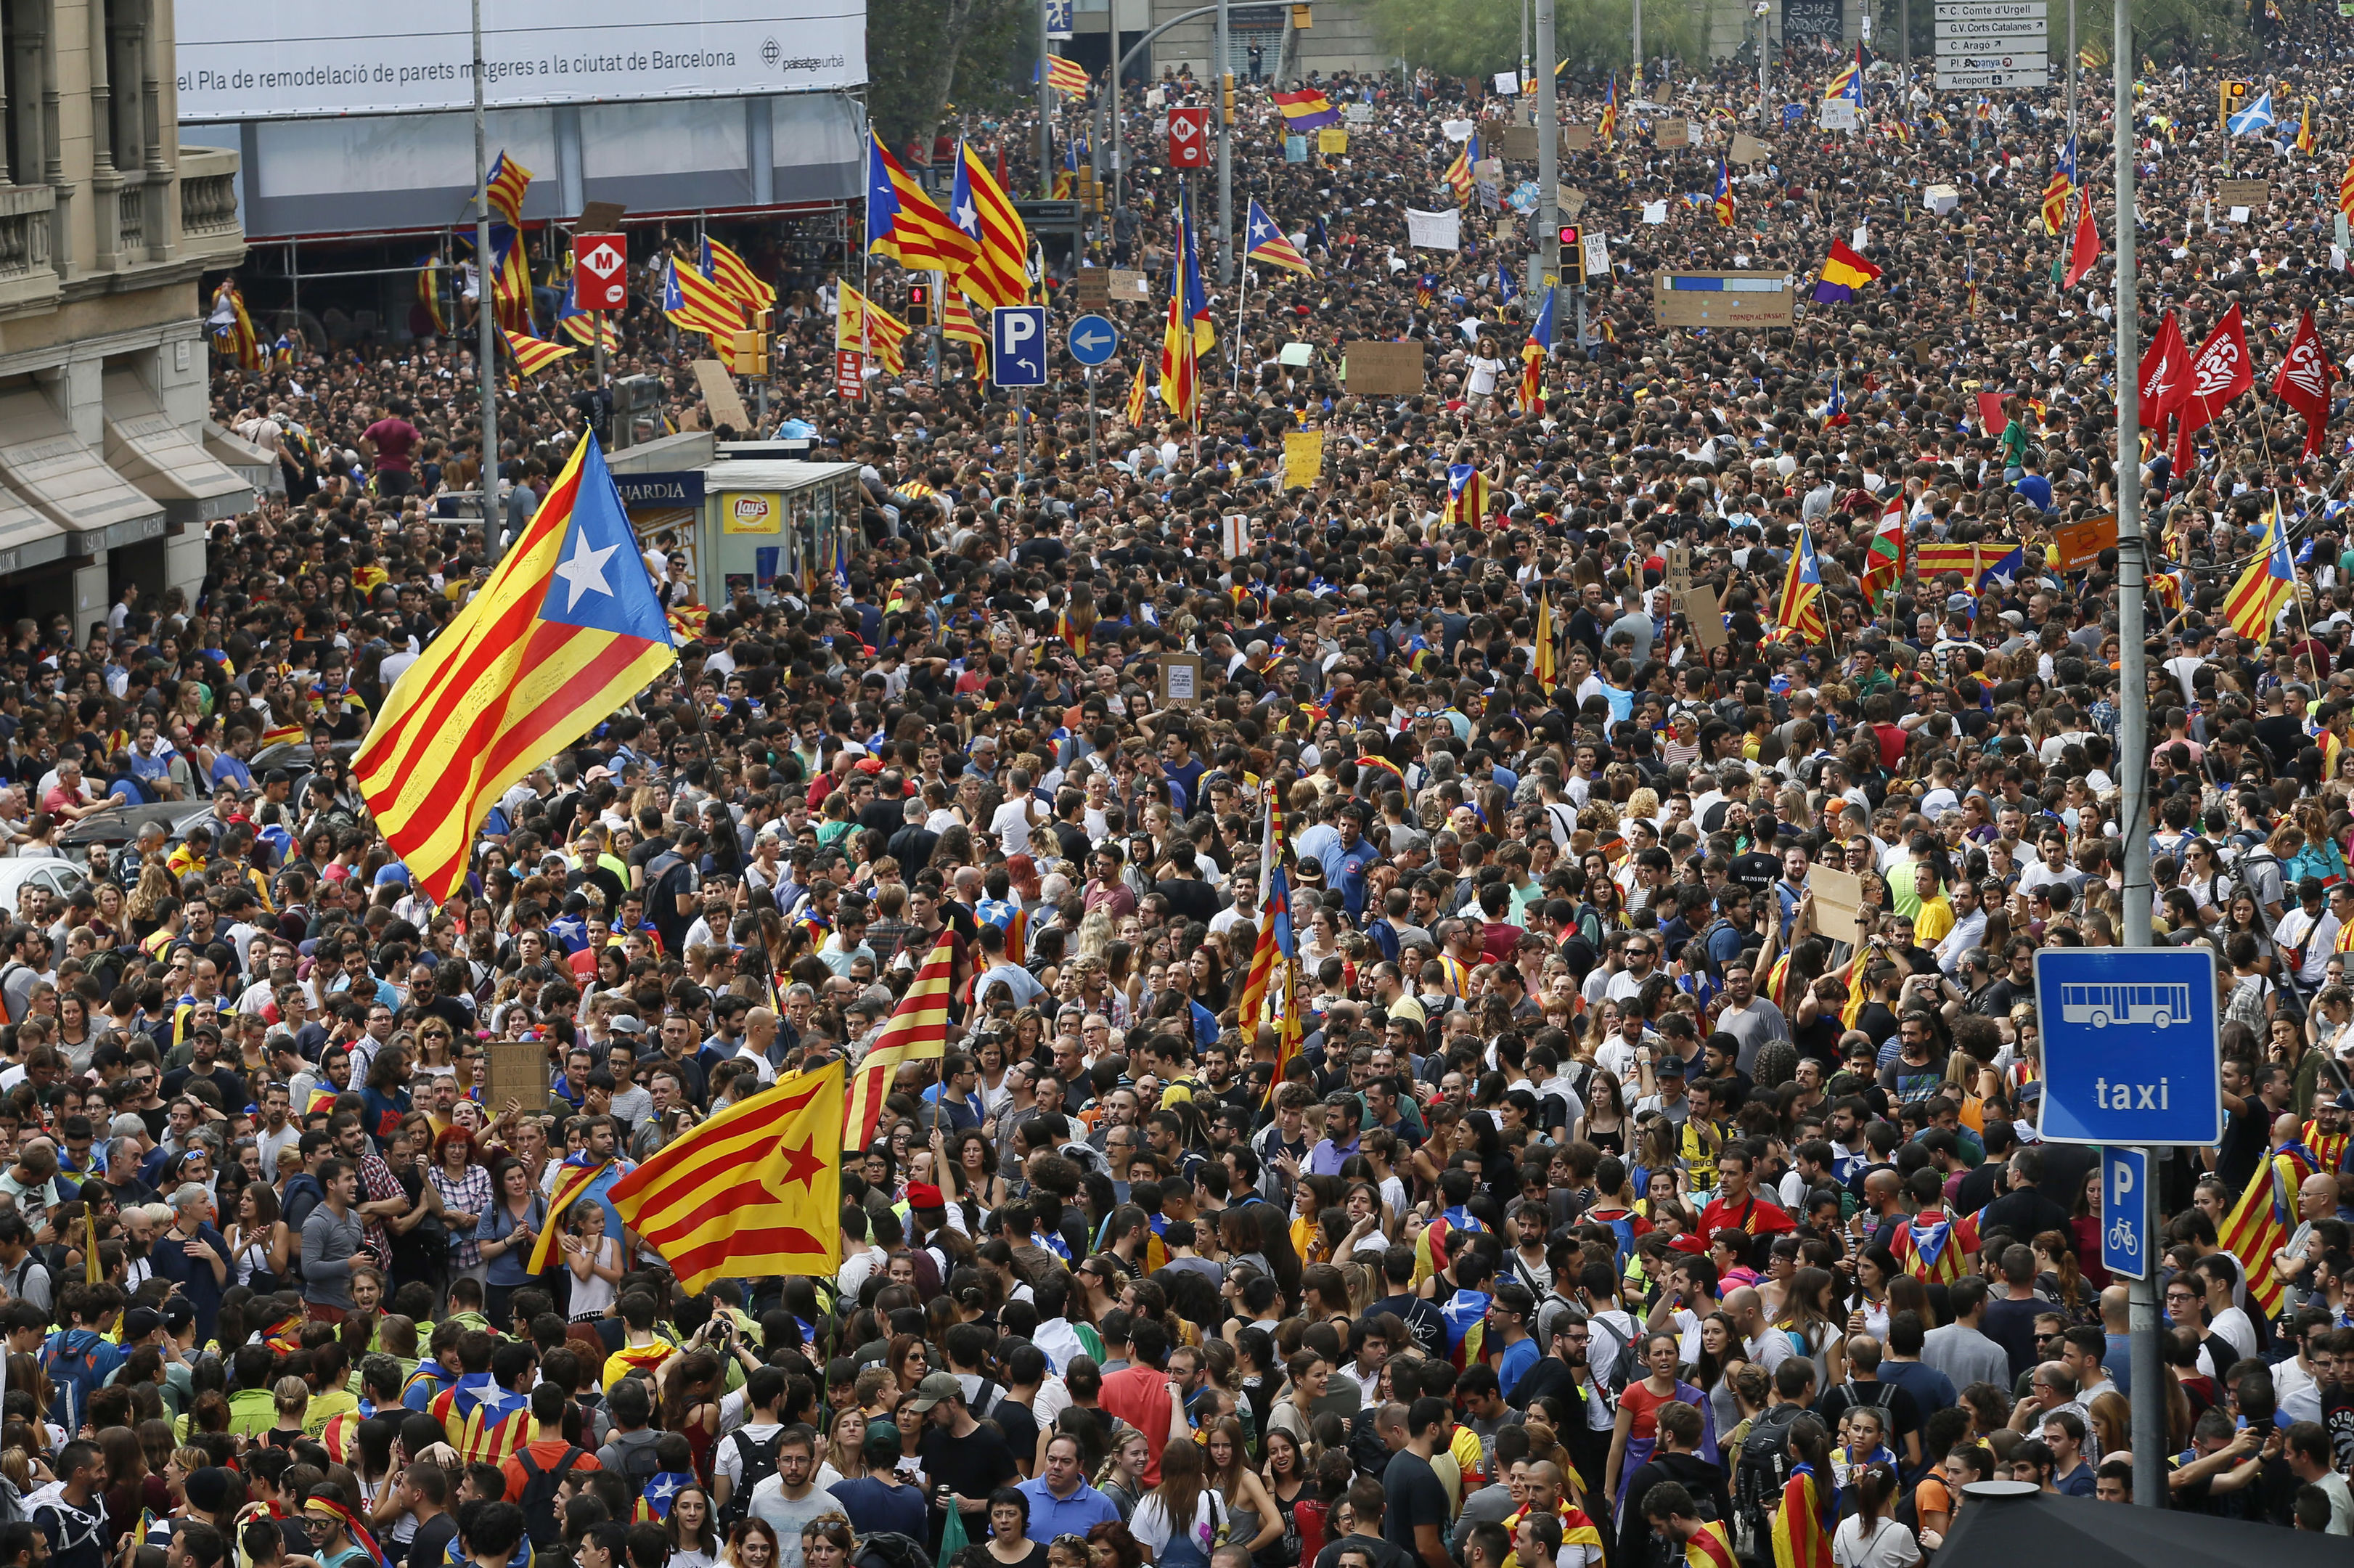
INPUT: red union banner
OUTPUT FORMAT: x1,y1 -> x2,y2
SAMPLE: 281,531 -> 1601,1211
833,349 -> 863,400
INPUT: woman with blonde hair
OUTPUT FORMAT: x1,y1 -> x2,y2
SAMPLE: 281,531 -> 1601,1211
1092,1427 -> 1152,1522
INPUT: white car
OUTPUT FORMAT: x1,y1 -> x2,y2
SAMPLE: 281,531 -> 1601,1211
0,858 -> 89,917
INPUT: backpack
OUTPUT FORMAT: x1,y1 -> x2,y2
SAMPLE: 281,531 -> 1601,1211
1586,1307 -> 1640,1390
1730,1404 -> 1803,1564
852,1535 -> 931,1568
716,1427 -> 783,1528
515,1444 -> 590,1548
612,1434 -> 662,1490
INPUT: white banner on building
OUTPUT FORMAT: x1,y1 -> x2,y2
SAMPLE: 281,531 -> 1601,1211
1405,208 -> 1461,250
176,0 -> 865,119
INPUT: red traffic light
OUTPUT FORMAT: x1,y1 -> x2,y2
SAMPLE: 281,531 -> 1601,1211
1558,224 -> 1580,248
908,282 -> 931,306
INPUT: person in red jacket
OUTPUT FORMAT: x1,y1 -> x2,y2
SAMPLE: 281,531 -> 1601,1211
1696,1147 -> 1796,1253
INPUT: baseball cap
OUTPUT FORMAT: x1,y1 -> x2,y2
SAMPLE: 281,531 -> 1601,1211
907,1371 -> 965,1413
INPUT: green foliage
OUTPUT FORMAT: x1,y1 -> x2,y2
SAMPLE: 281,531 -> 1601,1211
1367,0 -> 1704,78
867,0 -> 1032,154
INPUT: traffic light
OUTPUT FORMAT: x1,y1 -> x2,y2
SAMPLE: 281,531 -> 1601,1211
1221,71 -> 1235,125
907,281 -> 933,326
1558,224 -> 1586,282
2220,78 -> 2251,128
735,310 -> 772,375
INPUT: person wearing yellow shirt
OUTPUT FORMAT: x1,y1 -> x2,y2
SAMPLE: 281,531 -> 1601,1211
1910,863 -> 1956,947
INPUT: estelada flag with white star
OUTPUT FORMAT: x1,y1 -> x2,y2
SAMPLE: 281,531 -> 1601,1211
353,432 -> 676,902
610,1059 -> 844,1290
1245,198 -> 1312,275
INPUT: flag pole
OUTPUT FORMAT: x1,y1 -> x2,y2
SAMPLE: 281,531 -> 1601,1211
470,0 -> 502,559
1233,190 -> 1247,390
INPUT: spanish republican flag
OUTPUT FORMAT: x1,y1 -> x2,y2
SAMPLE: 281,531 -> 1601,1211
1810,239 -> 1882,303
353,434 -> 677,903
844,932 -> 955,1151
608,1060 -> 844,1291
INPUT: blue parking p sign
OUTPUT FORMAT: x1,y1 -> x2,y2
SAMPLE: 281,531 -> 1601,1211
2034,947 -> 2222,1146
991,306 -> 1047,387
2101,1146 -> 2149,1279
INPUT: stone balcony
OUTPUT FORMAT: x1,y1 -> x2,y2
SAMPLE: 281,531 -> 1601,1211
177,147 -> 244,268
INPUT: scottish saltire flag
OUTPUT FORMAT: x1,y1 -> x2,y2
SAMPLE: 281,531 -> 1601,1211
2228,91 -> 2276,136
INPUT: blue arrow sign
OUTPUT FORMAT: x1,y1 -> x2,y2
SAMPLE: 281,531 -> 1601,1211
1067,313 -> 1120,366
991,306 -> 1047,388
2033,947 -> 2222,1145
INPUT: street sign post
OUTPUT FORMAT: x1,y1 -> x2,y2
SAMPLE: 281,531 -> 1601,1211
573,234 -> 627,310
1066,314 -> 1120,365
991,306 -> 1047,387
1168,107 -> 1209,169
2032,947 -> 2222,1145
2101,1146 -> 2149,1279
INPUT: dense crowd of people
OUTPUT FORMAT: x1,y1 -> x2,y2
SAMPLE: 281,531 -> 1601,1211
2,19 -> 2354,1568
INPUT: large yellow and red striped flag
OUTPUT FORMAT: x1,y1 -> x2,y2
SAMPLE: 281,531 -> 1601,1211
353,433 -> 677,902
483,151 -> 532,228
2223,510 -> 2296,642
608,1061 -> 843,1291
838,284 -> 911,377
2218,1151 -> 2294,1316
952,141 -> 1031,310
1534,589 -> 1556,688
526,1155 -> 616,1275
702,236 -> 777,314
845,932 -> 955,1150
1045,55 -> 1090,97
502,328 -> 576,378
1770,1469 -> 1834,1568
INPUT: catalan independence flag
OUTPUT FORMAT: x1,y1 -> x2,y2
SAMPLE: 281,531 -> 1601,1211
1042,54 -> 1090,97
1273,88 -> 1341,129
352,434 -> 676,904
1245,198 -> 1312,274
2223,508 -> 2295,641
2218,1151 -> 2296,1315
609,1061 -> 843,1290
1777,521 -> 1828,643
483,151 -> 532,228
502,328 -> 576,378
526,1154 -> 616,1275
866,133 -> 977,272
1771,1466 -> 1835,1568
1811,239 -> 1882,303
701,235 -> 777,314
428,1372 -> 531,1464
844,933 -> 954,1151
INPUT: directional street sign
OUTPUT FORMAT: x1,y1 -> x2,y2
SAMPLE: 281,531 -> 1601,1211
2101,1146 -> 2149,1279
1066,314 -> 1120,366
991,306 -> 1047,387
2033,947 -> 2223,1146
573,234 -> 627,310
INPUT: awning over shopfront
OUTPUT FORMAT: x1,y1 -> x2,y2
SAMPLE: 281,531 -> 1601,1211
102,372 -> 256,523
0,385 -> 165,555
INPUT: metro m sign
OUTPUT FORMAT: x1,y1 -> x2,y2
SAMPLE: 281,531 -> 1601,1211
1167,106 -> 1209,168
573,234 -> 628,310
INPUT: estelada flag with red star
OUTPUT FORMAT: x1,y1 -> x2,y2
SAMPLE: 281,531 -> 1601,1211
608,1061 -> 843,1289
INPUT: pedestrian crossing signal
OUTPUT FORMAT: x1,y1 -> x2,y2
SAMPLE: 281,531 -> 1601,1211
907,281 -> 932,325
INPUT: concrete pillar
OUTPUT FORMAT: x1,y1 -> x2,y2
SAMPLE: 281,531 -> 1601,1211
73,552 -> 109,631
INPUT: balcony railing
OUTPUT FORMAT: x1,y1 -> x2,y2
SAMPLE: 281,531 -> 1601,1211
176,147 -> 245,266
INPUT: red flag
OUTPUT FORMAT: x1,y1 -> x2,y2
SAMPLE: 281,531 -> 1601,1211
2273,307 -> 2335,460
2170,304 -> 2255,475
2064,198 -> 2101,289
2138,310 -> 2188,430
1975,391 -> 2009,435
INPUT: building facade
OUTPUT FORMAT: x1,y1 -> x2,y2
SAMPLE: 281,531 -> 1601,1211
0,0 -> 252,625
